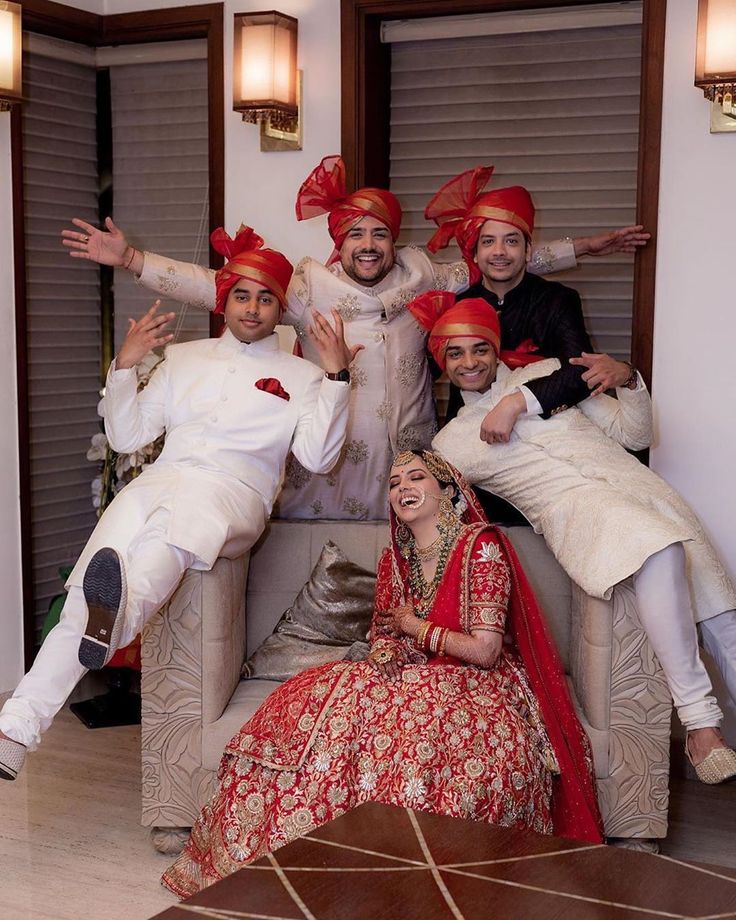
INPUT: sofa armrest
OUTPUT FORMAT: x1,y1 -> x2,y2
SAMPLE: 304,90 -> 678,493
140,554 -> 249,829
569,584 -> 613,739
602,578 -> 672,838
202,555 -> 250,725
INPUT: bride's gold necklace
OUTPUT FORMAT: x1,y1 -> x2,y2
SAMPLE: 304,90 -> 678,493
408,523 -> 463,618
414,534 -> 444,561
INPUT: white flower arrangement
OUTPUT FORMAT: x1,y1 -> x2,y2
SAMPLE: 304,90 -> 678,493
87,353 -> 165,516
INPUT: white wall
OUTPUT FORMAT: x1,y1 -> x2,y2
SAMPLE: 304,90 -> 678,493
0,114 -> 24,690
650,0 -> 736,583
100,0 -> 341,264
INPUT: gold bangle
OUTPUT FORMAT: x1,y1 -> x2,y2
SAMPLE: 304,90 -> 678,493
416,621 -> 431,651
438,628 -> 449,657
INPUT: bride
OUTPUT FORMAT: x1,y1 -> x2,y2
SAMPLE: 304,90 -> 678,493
162,450 -> 602,898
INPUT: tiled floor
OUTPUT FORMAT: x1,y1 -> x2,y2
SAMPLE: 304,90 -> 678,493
153,802 -> 736,920
2,704 -> 735,920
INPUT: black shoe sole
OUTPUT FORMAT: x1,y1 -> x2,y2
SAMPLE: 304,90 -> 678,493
79,547 -> 125,670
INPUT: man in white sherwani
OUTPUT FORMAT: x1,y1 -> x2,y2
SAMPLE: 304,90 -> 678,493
0,228 -> 355,781
61,156 -> 648,520
420,294 -> 736,785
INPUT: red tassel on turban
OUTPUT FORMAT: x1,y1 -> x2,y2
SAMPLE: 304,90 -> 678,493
295,155 -> 402,258
409,291 -> 501,372
211,224 -> 294,315
424,166 -> 535,285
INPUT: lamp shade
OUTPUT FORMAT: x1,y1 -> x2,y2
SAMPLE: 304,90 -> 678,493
695,0 -> 736,87
0,1 -> 21,109
233,11 -> 298,118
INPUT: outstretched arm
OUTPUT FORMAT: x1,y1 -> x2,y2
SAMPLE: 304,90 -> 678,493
528,225 -> 650,276
61,217 -> 217,311
574,224 -> 650,258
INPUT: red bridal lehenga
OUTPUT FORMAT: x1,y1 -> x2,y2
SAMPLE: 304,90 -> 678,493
162,473 -> 602,898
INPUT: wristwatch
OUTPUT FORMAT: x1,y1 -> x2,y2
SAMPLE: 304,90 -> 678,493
622,363 -> 639,390
325,368 -> 351,383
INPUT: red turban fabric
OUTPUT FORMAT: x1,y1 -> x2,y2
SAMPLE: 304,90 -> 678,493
408,291 -> 501,371
424,166 -> 535,285
295,155 -> 402,257
211,225 -> 294,315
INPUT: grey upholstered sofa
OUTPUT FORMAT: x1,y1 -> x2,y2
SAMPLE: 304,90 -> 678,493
140,521 -> 672,854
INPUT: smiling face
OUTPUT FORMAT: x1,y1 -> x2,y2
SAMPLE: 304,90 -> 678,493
224,278 -> 282,343
388,454 -> 450,529
339,215 -> 396,286
474,219 -> 531,294
443,336 -> 498,394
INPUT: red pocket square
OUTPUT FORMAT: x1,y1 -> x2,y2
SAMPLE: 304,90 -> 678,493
255,377 -> 290,401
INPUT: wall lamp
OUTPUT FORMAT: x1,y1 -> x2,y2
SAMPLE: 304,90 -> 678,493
695,0 -> 736,133
0,1 -> 22,112
233,10 -> 302,151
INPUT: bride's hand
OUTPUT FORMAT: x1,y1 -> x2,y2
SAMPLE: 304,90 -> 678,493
367,648 -> 404,683
375,604 -> 416,636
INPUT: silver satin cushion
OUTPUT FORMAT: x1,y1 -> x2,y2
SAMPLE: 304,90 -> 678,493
242,541 -> 374,681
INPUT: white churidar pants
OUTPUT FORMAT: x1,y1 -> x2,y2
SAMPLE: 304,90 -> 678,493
0,509 -> 197,750
634,542 -> 723,731
700,609 -> 736,722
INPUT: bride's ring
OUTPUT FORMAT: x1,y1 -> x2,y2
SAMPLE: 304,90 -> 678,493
81,234 -> 88,243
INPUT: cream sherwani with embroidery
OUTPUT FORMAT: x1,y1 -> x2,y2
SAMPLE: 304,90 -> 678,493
136,241 -> 576,520
432,360 -> 736,623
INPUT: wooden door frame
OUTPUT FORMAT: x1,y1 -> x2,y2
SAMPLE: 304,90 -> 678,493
13,0 -> 224,666
340,0 -> 667,388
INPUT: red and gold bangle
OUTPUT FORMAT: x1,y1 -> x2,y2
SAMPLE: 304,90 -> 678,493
416,621 -> 431,651
437,628 -> 450,657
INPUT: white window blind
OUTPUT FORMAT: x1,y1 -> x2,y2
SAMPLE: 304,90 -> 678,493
109,51 -> 210,350
22,49 -> 101,644
389,21 -> 642,360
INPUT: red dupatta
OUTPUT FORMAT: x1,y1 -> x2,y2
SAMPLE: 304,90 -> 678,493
386,459 -> 604,844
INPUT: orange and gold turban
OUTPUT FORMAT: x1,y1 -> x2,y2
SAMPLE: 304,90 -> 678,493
211,225 -> 294,315
408,291 -> 501,371
424,166 -> 535,284
295,155 -> 402,257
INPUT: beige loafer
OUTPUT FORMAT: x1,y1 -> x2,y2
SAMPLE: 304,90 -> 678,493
687,737 -> 736,785
0,736 -> 26,781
